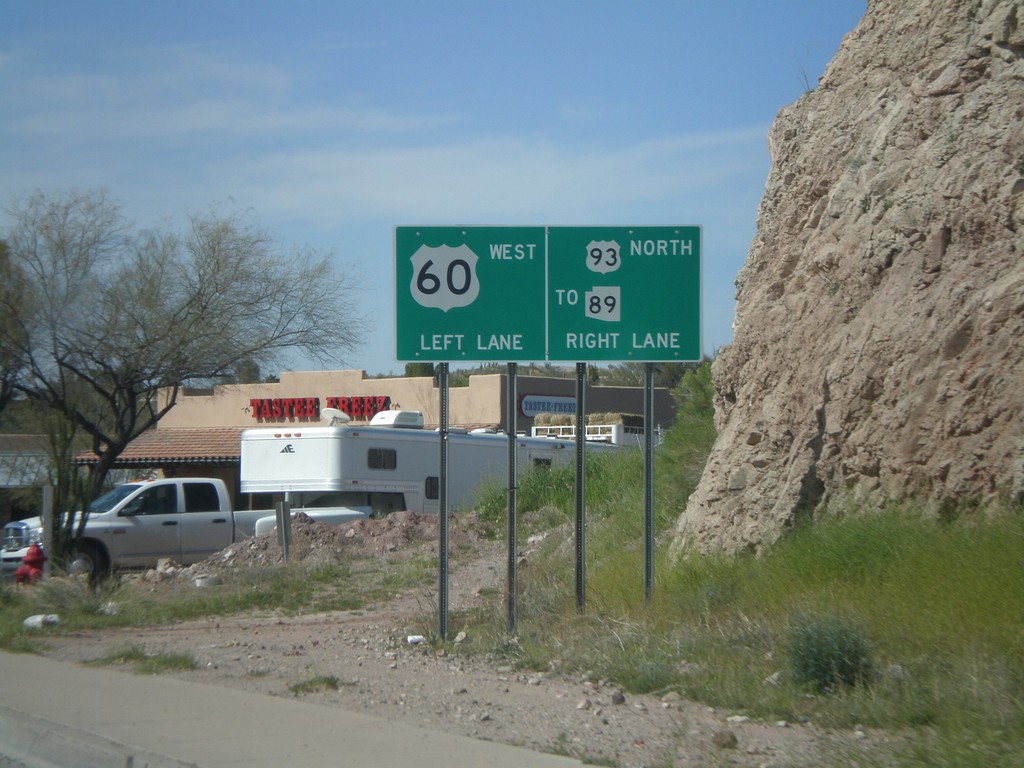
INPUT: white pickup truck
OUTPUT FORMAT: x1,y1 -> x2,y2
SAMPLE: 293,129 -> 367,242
1,477 -> 274,579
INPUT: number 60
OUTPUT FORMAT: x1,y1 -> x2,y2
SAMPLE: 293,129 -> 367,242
416,259 -> 473,296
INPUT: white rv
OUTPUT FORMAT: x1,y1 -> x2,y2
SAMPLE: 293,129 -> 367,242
240,410 -> 612,532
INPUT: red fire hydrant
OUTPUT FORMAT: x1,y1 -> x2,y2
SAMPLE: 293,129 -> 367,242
14,542 -> 46,584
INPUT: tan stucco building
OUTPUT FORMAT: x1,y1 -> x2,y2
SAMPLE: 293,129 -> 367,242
112,370 -> 675,503
157,369 -> 674,432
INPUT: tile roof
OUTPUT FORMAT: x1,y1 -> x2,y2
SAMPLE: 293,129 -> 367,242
77,428 -> 244,467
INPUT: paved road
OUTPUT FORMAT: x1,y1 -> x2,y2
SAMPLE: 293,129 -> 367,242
1,651 -> 581,768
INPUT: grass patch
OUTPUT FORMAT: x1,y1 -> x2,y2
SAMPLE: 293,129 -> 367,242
367,554 -> 435,597
463,504 -> 1024,766
0,587 -> 43,652
475,464 -> 578,539
288,673 -> 350,696
456,364 -> 1024,766
0,561 -> 361,653
88,645 -> 198,674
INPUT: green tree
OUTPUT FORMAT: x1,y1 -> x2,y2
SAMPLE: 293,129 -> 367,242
404,362 -> 435,378
659,361 -> 716,507
599,361 -> 698,389
224,359 -> 263,384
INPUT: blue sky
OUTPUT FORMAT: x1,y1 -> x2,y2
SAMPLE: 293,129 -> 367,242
1,1 -> 866,376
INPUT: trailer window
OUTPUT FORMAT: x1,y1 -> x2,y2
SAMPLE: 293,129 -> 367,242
425,476 -> 439,500
368,448 -> 397,470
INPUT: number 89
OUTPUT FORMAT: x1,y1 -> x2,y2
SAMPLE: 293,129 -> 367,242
588,294 -> 616,315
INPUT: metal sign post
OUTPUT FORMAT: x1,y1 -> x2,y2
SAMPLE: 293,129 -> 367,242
276,499 -> 292,563
506,362 -> 518,633
644,363 -> 656,606
438,362 -> 450,641
575,362 -> 587,614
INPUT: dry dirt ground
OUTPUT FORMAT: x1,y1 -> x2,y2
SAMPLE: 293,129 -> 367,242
35,514 -> 888,768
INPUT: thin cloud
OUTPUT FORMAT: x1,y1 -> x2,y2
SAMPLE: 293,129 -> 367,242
1,40 -> 766,225
225,129 -> 769,224
0,44 -> 459,141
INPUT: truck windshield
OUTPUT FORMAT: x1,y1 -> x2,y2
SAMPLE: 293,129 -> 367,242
89,484 -> 142,514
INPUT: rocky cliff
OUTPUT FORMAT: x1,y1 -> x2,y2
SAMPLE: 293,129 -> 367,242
673,0 -> 1024,554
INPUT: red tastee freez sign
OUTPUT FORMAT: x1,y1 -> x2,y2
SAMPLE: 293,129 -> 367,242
248,395 -> 391,422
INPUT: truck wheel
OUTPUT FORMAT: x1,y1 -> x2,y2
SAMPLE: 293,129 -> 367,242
70,541 -> 110,581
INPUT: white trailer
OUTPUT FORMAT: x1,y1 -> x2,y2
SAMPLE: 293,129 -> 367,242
240,410 -> 609,529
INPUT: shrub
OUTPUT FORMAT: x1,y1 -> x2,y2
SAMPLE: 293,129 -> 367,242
788,612 -> 873,692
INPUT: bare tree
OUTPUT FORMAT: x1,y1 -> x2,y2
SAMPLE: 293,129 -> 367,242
0,239 -> 28,415
2,190 -> 366,500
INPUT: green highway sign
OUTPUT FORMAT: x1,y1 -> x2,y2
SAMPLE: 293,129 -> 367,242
547,226 -> 701,362
395,227 -> 547,361
394,226 -> 701,363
